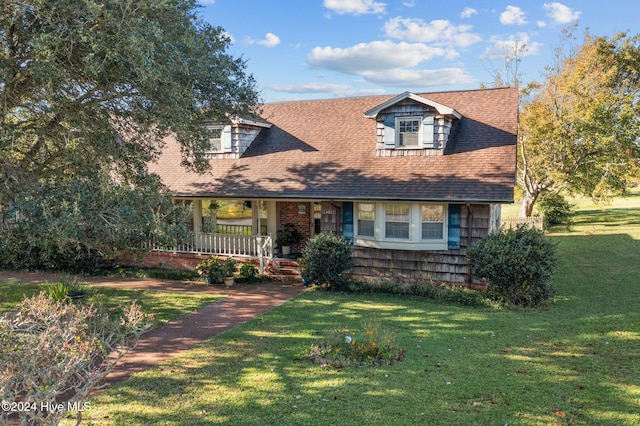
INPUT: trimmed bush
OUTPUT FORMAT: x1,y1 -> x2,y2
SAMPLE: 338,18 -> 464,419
538,192 -> 574,228
468,226 -> 557,308
299,233 -> 353,286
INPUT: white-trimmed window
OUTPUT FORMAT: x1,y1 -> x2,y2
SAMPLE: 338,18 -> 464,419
357,203 -> 375,237
385,204 -> 410,239
383,115 -> 435,149
206,126 -> 222,152
421,205 -> 444,240
354,202 -> 447,250
397,117 -> 421,147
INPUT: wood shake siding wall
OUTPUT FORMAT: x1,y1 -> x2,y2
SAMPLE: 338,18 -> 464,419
348,204 -> 490,286
205,125 -> 263,159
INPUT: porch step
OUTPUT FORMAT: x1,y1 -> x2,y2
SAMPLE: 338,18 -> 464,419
269,257 -> 301,276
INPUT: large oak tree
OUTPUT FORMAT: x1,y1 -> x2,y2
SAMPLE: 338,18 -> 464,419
518,31 -> 640,217
0,0 -> 260,268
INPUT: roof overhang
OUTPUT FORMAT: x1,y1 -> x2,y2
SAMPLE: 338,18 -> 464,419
363,91 -> 462,119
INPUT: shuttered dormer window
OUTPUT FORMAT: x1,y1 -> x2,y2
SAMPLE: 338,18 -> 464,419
205,124 -> 232,153
383,115 -> 436,149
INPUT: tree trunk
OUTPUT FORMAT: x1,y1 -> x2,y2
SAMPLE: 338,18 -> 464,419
519,191 -> 538,218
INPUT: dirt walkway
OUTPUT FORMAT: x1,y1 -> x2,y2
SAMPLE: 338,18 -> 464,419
0,271 -> 305,388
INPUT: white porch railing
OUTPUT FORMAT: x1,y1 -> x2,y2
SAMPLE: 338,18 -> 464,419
154,233 -> 273,273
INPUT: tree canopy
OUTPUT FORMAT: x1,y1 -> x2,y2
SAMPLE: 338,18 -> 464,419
0,0 -> 261,268
518,31 -> 640,217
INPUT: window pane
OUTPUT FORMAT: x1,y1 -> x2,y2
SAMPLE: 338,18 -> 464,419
421,205 -> 444,240
385,204 -> 409,221
398,119 -> 420,147
385,204 -> 409,239
422,223 -> 443,239
207,127 -> 222,151
421,205 -> 443,221
357,203 -> 375,237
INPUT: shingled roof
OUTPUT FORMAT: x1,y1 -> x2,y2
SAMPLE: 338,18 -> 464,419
150,87 -> 518,203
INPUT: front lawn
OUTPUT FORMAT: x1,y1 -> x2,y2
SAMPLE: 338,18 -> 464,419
76,199 -> 640,425
0,280 -> 225,325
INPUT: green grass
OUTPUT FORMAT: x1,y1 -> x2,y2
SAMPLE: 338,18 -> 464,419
0,280 -> 224,325
73,195 -> 640,425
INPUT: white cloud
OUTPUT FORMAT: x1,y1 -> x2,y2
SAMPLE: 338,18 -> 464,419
307,40 -> 475,88
199,0 -> 215,4
460,7 -> 477,19
308,40 -> 449,74
360,68 -> 476,87
383,17 -> 481,47
543,2 -> 581,24
500,5 -> 528,25
402,0 -> 415,7
257,33 -> 281,48
480,33 -> 541,61
323,0 -> 386,15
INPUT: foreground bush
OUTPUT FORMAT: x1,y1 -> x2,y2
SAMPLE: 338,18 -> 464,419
468,226 -> 557,308
299,233 -> 353,286
305,316 -> 405,368
0,293 -> 152,425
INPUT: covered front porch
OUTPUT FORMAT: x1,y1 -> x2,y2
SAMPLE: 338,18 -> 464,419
154,198 -> 322,273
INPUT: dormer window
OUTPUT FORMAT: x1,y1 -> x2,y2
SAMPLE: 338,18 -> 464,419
207,126 -> 223,152
364,92 -> 461,157
397,117 -> 421,147
203,118 -> 271,158
383,115 -> 436,149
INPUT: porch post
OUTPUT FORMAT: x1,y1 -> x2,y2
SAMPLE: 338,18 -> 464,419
194,199 -> 203,233
256,236 -> 265,274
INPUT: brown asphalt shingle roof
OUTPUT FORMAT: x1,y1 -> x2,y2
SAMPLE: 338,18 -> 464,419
150,87 -> 518,203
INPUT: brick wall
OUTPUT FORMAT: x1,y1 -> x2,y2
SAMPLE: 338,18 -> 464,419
278,202 -> 310,253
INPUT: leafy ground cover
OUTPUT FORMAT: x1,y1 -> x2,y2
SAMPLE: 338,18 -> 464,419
73,194 -> 640,425
0,280 -> 224,325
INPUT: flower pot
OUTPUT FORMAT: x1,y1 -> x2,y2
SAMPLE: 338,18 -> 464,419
281,245 -> 291,255
224,276 -> 235,287
206,276 -> 217,285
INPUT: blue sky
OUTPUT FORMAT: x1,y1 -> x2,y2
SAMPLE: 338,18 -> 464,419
197,1 -> 639,102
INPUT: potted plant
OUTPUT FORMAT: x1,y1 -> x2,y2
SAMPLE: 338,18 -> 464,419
195,255 -> 225,285
223,257 -> 237,287
276,223 -> 302,255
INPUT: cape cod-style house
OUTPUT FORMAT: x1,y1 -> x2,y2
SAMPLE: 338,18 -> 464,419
145,87 -> 518,286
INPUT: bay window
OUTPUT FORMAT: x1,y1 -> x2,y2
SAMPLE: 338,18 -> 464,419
354,202 -> 450,250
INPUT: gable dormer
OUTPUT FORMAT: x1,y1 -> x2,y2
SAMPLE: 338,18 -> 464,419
364,92 -> 461,157
204,117 -> 271,159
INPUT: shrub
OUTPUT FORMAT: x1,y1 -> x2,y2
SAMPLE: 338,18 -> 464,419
46,279 -> 87,302
538,192 -> 574,228
468,226 -> 558,308
305,316 -> 405,368
238,262 -> 260,281
299,233 -> 353,286
0,293 -> 152,425
323,278 -> 489,307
